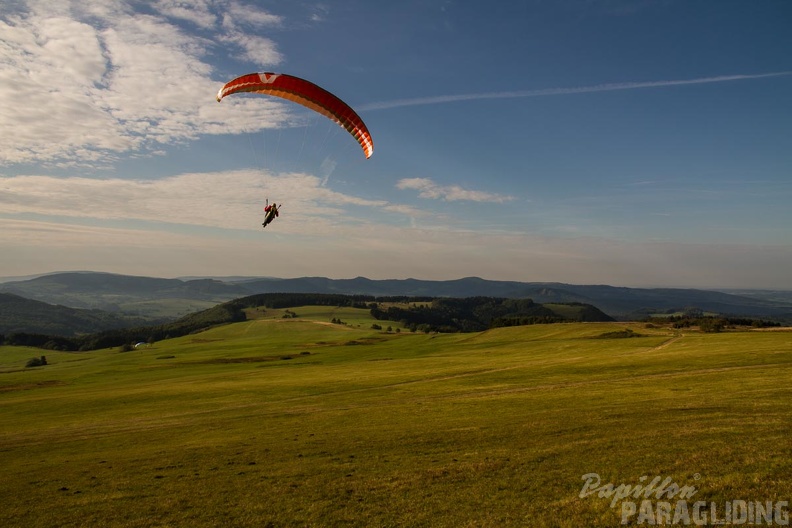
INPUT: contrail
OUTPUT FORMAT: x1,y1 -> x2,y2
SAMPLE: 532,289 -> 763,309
359,71 -> 792,111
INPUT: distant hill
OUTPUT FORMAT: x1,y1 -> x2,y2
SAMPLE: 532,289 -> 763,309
2,272 -> 792,324
235,276 -> 792,320
0,271 -> 249,319
718,289 -> 792,305
0,293 -> 150,337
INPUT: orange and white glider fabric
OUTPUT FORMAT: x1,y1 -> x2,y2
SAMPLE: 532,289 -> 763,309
216,73 -> 374,159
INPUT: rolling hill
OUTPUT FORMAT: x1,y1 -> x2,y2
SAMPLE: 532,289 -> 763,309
2,314 -> 791,526
2,272 -> 791,326
0,271 -> 249,320
0,293 -> 150,337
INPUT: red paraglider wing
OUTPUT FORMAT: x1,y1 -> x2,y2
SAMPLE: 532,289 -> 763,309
216,72 -> 374,159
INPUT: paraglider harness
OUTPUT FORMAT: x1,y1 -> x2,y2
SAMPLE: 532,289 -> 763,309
262,199 -> 280,228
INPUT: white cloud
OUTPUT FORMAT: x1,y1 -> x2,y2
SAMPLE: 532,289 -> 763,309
220,32 -> 282,65
0,0 -> 286,167
308,4 -> 330,23
225,1 -> 283,28
397,177 -> 514,203
152,0 -> 218,29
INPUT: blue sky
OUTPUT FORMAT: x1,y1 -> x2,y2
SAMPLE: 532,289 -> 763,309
1,0 -> 791,288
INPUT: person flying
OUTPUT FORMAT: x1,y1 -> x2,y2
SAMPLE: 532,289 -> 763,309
262,199 -> 280,228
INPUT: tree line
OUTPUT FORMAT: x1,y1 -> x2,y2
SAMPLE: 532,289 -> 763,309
645,314 -> 781,332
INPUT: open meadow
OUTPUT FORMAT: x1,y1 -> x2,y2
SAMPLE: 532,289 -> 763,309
1,307 -> 791,527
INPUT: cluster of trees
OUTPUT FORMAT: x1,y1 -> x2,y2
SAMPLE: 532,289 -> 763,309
25,356 -> 47,367
490,315 -> 568,328
0,333 -> 78,351
370,297 -> 579,333
595,328 -> 643,339
646,315 -> 782,333
371,323 -> 398,332
241,293 -> 375,309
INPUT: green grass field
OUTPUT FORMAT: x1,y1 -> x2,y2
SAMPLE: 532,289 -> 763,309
1,307 -> 790,527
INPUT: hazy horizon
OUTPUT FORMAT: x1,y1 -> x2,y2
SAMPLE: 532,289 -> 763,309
2,269 -> 791,293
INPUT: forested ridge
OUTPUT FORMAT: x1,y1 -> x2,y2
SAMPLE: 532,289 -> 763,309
1,293 -> 612,351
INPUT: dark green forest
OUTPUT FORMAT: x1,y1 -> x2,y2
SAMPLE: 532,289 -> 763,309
369,297 -> 613,332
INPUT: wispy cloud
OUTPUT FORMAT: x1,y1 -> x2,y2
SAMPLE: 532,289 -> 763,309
360,72 -> 792,111
397,177 -> 514,203
0,170 -> 423,232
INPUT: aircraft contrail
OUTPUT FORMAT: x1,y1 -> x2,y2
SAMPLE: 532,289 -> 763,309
359,71 -> 792,111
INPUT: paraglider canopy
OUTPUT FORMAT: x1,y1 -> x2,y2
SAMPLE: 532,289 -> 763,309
216,72 -> 374,159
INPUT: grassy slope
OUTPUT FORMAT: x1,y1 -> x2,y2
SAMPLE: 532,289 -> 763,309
1,308 -> 791,527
